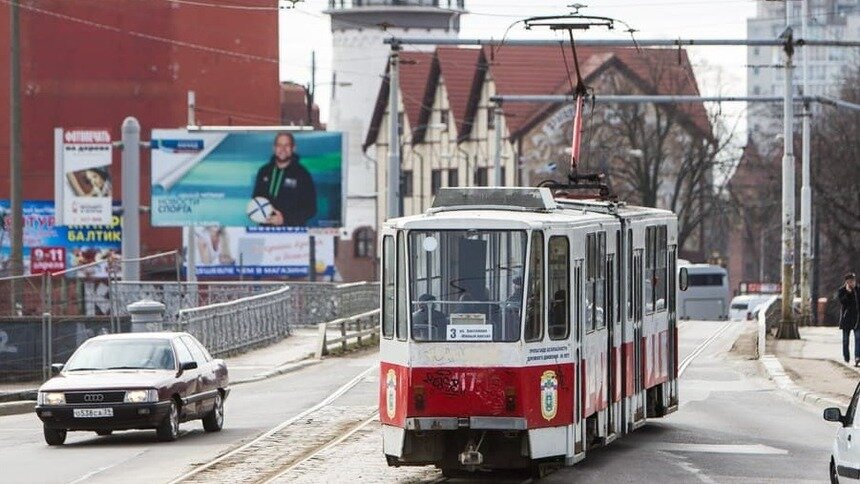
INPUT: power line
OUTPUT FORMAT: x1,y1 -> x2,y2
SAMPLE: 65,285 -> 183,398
160,0 -> 282,11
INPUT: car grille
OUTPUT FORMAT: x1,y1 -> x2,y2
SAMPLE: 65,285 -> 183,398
64,391 -> 126,404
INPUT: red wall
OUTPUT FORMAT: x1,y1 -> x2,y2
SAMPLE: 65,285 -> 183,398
0,0 -> 279,254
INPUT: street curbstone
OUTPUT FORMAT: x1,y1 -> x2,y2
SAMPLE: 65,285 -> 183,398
0,400 -> 35,417
760,354 -> 848,409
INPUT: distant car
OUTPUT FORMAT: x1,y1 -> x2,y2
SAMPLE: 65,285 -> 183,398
35,332 -> 229,446
824,381 -> 860,483
729,295 -> 775,321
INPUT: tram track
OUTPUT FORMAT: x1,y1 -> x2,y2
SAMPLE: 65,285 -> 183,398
678,321 -> 735,376
167,364 -> 377,484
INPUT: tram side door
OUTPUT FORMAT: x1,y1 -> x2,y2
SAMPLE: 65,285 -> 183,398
633,250 -> 645,424
572,260 -> 585,459
667,246 -> 679,408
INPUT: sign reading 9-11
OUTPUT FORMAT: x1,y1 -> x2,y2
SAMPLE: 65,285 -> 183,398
150,130 -> 345,228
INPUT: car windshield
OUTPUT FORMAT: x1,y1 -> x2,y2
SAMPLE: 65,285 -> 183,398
409,229 -> 527,342
64,339 -> 176,371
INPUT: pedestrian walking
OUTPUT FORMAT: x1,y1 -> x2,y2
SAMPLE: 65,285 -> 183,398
837,272 -> 860,365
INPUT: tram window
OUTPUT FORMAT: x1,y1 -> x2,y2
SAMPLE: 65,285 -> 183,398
408,229 -> 527,342
585,234 -> 595,332
574,264 -> 583,341
655,226 -> 668,312
396,232 -> 408,341
644,227 -> 655,314
382,236 -> 395,339
595,232 -> 606,330
548,236 -> 569,340
606,254 -> 615,328
627,228 -> 633,320
524,231 -> 545,342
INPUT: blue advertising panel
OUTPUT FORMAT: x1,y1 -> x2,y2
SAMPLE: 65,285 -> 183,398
0,201 -> 121,277
151,130 -> 344,228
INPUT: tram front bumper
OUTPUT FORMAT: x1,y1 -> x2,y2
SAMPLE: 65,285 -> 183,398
405,416 -> 527,431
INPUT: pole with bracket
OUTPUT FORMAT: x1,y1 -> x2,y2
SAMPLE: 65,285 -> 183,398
186,91 -> 198,286
387,43 -> 401,219
121,118 -> 141,281
493,103 -> 503,186
799,0 -> 812,326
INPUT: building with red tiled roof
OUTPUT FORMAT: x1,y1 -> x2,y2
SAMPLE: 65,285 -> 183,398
367,45 -> 717,257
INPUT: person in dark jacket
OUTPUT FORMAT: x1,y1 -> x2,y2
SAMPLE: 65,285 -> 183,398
252,132 -> 317,226
838,272 -> 860,365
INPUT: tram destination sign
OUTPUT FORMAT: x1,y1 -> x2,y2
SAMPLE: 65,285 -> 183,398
446,324 -> 493,342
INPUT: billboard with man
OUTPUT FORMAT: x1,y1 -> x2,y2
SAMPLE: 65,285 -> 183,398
151,130 -> 344,228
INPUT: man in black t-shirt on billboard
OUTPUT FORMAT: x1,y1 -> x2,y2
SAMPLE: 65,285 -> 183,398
252,132 -> 317,226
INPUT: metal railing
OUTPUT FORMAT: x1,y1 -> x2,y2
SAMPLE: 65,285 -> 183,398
171,286 -> 294,357
315,308 -> 380,358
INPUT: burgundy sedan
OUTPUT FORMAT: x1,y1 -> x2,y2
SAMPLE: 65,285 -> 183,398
35,332 -> 229,445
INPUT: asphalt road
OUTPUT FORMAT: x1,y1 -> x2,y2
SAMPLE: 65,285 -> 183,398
0,321 -> 842,483
0,353 -> 378,484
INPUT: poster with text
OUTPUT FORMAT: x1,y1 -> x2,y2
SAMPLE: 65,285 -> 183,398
0,201 -> 121,278
151,130 -> 344,228
182,226 -> 335,278
55,128 -> 114,226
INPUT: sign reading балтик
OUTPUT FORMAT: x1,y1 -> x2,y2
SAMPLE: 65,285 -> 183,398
150,130 -> 344,228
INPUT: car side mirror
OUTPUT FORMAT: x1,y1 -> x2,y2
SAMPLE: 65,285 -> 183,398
50,363 -> 64,375
180,361 -> 198,373
679,267 -> 689,292
824,407 -> 845,425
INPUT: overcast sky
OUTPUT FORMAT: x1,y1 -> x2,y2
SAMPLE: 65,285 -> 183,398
279,0 -> 761,129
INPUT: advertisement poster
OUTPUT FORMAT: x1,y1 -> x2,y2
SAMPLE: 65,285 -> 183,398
183,226 -> 335,278
55,128 -> 114,226
151,130 -> 344,228
0,201 -> 121,278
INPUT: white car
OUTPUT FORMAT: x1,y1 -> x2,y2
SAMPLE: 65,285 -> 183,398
729,295 -> 775,321
825,382 -> 860,482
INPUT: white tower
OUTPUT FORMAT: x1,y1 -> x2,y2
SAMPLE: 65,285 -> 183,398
325,0 -> 465,241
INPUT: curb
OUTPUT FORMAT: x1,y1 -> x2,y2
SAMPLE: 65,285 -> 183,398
0,400 -> 35,417
760,354 -> 848,409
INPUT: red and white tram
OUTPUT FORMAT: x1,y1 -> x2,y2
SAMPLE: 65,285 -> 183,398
379,187 -> 679,474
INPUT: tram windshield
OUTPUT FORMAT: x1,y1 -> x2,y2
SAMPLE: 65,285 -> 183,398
409,230 -> 527,342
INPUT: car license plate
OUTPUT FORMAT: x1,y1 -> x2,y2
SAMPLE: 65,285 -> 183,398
73,408 -> 113,418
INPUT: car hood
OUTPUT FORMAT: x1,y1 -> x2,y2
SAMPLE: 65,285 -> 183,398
39,371 -> 176,392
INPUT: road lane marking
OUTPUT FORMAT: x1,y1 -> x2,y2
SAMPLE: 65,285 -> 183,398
656,443 -> 788,455
167,363 -> 376,484
66,449 -> 148,484
679,322 -> 735,376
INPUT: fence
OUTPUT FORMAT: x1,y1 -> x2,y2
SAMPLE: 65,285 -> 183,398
169,286 -> 295,357
315,309 -> 380,358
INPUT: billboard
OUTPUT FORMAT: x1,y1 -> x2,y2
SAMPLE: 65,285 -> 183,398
0,201 -> 122,278
151,130 -> 344,228
183,226 -> 334,278
54,128 -> 114,226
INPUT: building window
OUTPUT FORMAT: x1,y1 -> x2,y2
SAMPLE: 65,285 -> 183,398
497,167 -> 506,186
752,86 -> 761,95
487,106 -> 495,130
353,227 -> 375,259
439,109 -> 449,126
448,168 -> 458,187
397,112 -> 404,138
401,170 -> 413,197
475,167 -> 488,186
431,169 -> 443,195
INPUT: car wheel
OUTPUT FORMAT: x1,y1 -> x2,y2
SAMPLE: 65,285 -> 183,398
44,426 -> 67,446
95,430 -> 113,436
156,401 -> 180,442
202,392 -> 224,432
831,457 -> 840,484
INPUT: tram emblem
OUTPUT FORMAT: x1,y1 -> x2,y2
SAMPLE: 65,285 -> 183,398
540,370 -> 558,421
386,369 -> 397,419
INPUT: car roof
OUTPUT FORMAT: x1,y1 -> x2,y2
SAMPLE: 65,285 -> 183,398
87,332 -> 189,342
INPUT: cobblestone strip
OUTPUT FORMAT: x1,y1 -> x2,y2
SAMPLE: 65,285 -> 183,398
181,405 -> 378,484
270,421 -> 442,484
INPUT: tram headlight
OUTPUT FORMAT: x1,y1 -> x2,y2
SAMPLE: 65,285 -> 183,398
413,385 -> 425,411
505,386 -> 516,411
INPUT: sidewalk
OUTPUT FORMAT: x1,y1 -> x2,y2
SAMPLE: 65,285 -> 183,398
770,326 -> 860,407
0,327 -> 330,405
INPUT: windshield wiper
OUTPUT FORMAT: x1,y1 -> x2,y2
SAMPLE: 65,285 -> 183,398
65,367 -> 104,371
104,366 -> 146,370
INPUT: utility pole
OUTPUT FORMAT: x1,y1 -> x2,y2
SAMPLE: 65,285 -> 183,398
493,103 -> 503,186
9,0 -> 23,308
306,51 -> 316,128
121,118 -> 141,281
777,6 -> 800,339
186,91 -> 197,284
799,0 -> 812,326
387,45 -> 401,219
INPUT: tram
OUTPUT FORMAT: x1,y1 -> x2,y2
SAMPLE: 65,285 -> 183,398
379,186 -> 680,474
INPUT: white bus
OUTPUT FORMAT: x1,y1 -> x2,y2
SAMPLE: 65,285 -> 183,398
677,263 -> 729,320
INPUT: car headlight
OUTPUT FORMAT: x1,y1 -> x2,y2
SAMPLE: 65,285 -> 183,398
124,389 -> 158,404
38,392 -> 65,405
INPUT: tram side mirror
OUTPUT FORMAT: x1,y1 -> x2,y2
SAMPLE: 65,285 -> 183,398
679,267 -> 689,292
